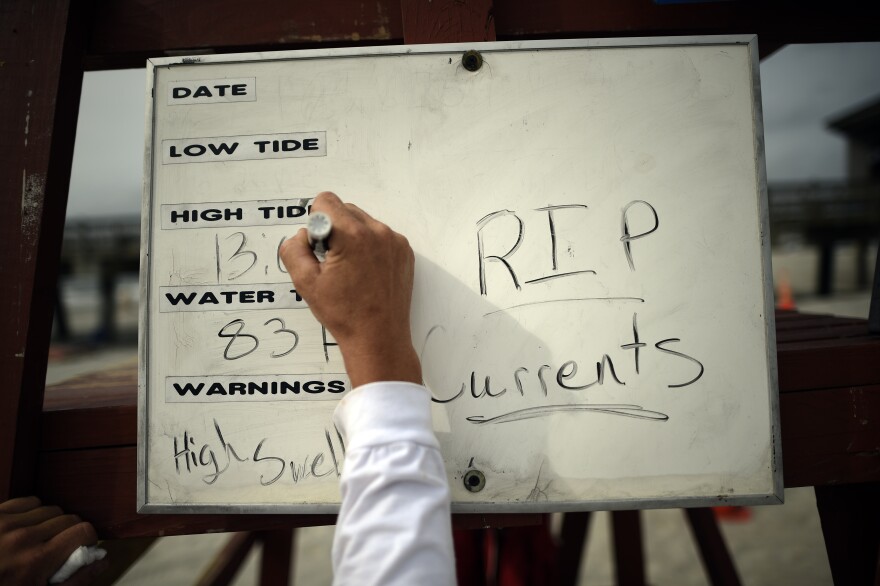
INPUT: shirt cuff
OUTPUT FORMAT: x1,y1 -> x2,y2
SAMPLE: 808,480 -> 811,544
333,382 -> 439,452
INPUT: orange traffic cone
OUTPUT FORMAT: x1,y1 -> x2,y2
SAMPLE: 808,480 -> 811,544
713,505 -> 753,522
776,272 -> 796,311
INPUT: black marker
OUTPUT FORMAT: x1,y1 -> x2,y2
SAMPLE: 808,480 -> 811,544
307,212 -> 332,261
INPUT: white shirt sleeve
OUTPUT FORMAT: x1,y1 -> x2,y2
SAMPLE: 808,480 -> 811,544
331,381 -> 456,586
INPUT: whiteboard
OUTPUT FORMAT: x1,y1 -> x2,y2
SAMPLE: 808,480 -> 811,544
138,36 -> 782,513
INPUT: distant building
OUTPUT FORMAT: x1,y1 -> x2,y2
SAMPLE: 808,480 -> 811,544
828,95 -> 880,181
767,96 -> 880,296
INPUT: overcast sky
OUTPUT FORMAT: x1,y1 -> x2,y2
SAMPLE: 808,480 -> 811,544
66,42 -> 880,218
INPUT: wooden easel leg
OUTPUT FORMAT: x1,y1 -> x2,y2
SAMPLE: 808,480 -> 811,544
559,512 -> 592,586
612,510 -> 647,586
683,508 -> 741,586
454,529 -> 488,586
817,239 -> 836,296
815,483 -> 880,586
258,528 -> 295,586
197,532 -> 258,586
495,520 -> 559,586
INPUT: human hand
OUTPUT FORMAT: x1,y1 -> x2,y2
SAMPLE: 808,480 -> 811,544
0,496 -> 106,585
280,192 -> 422,388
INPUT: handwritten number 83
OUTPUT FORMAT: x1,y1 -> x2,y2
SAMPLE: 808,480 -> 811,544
218,317 -> 298,360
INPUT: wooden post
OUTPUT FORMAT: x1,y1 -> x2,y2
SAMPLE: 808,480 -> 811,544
258,529 -> 295,586
815,483 -> 880,585
612,510 -> 647,586
868,242 -> 880,335
196,532 -> 258,586
817,239 -> 836,296
684,508 -> 742,586
559,512 -> 593,586
0,0 -> 86,499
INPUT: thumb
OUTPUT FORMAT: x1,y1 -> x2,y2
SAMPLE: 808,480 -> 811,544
280,228 -> 320,288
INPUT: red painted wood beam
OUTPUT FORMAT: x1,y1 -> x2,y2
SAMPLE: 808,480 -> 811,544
85,0 -> 406,70
401,0 -> 496,44
80,0 -> 880,70
0,0 -> 86,499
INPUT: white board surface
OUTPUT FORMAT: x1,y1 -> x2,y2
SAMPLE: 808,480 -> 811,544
139,37 -> 782,513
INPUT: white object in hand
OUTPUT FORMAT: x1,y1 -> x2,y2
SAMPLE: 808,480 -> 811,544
49,545 -> 107,584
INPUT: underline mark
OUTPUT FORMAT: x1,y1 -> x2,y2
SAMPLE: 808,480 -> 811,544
466,403 -> 669,424
484,296 -> 644,317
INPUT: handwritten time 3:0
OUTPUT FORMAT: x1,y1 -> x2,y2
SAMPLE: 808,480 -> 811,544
215,231 -> 290,282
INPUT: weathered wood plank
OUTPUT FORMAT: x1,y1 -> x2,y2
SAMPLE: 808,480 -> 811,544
774,315 -> 865,331
492,0 -> 880,44
777,339 -> 880,393
81,0 -> 880,70
776,324 -> 869,344
401,0 -> 495,44
0,0 -> 85,499
42,362 -> 137,451
42,405 -> 136,451
85,0 -> 405,69
781,385 -> 880,487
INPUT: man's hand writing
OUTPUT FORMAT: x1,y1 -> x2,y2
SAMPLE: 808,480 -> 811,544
280,192 -> 422,388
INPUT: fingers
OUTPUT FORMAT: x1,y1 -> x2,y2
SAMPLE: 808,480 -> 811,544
4,504 -> 64,532
33,514 -> 82,543
311,191 -> 378,227
41,521 -> 98,577
343,202 -> 376,224
312,192 -> 397,238
0,496 -> 41,514
304,190 -> 408,261
310,191 -> 347,218
280,228 -> 320,286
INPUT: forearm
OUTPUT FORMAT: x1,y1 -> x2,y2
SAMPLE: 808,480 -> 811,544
339,341 -> 422,389
331,383 -> 455,586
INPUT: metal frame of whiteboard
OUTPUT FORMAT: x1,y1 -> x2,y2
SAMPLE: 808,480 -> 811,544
139,35 -> 782,514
